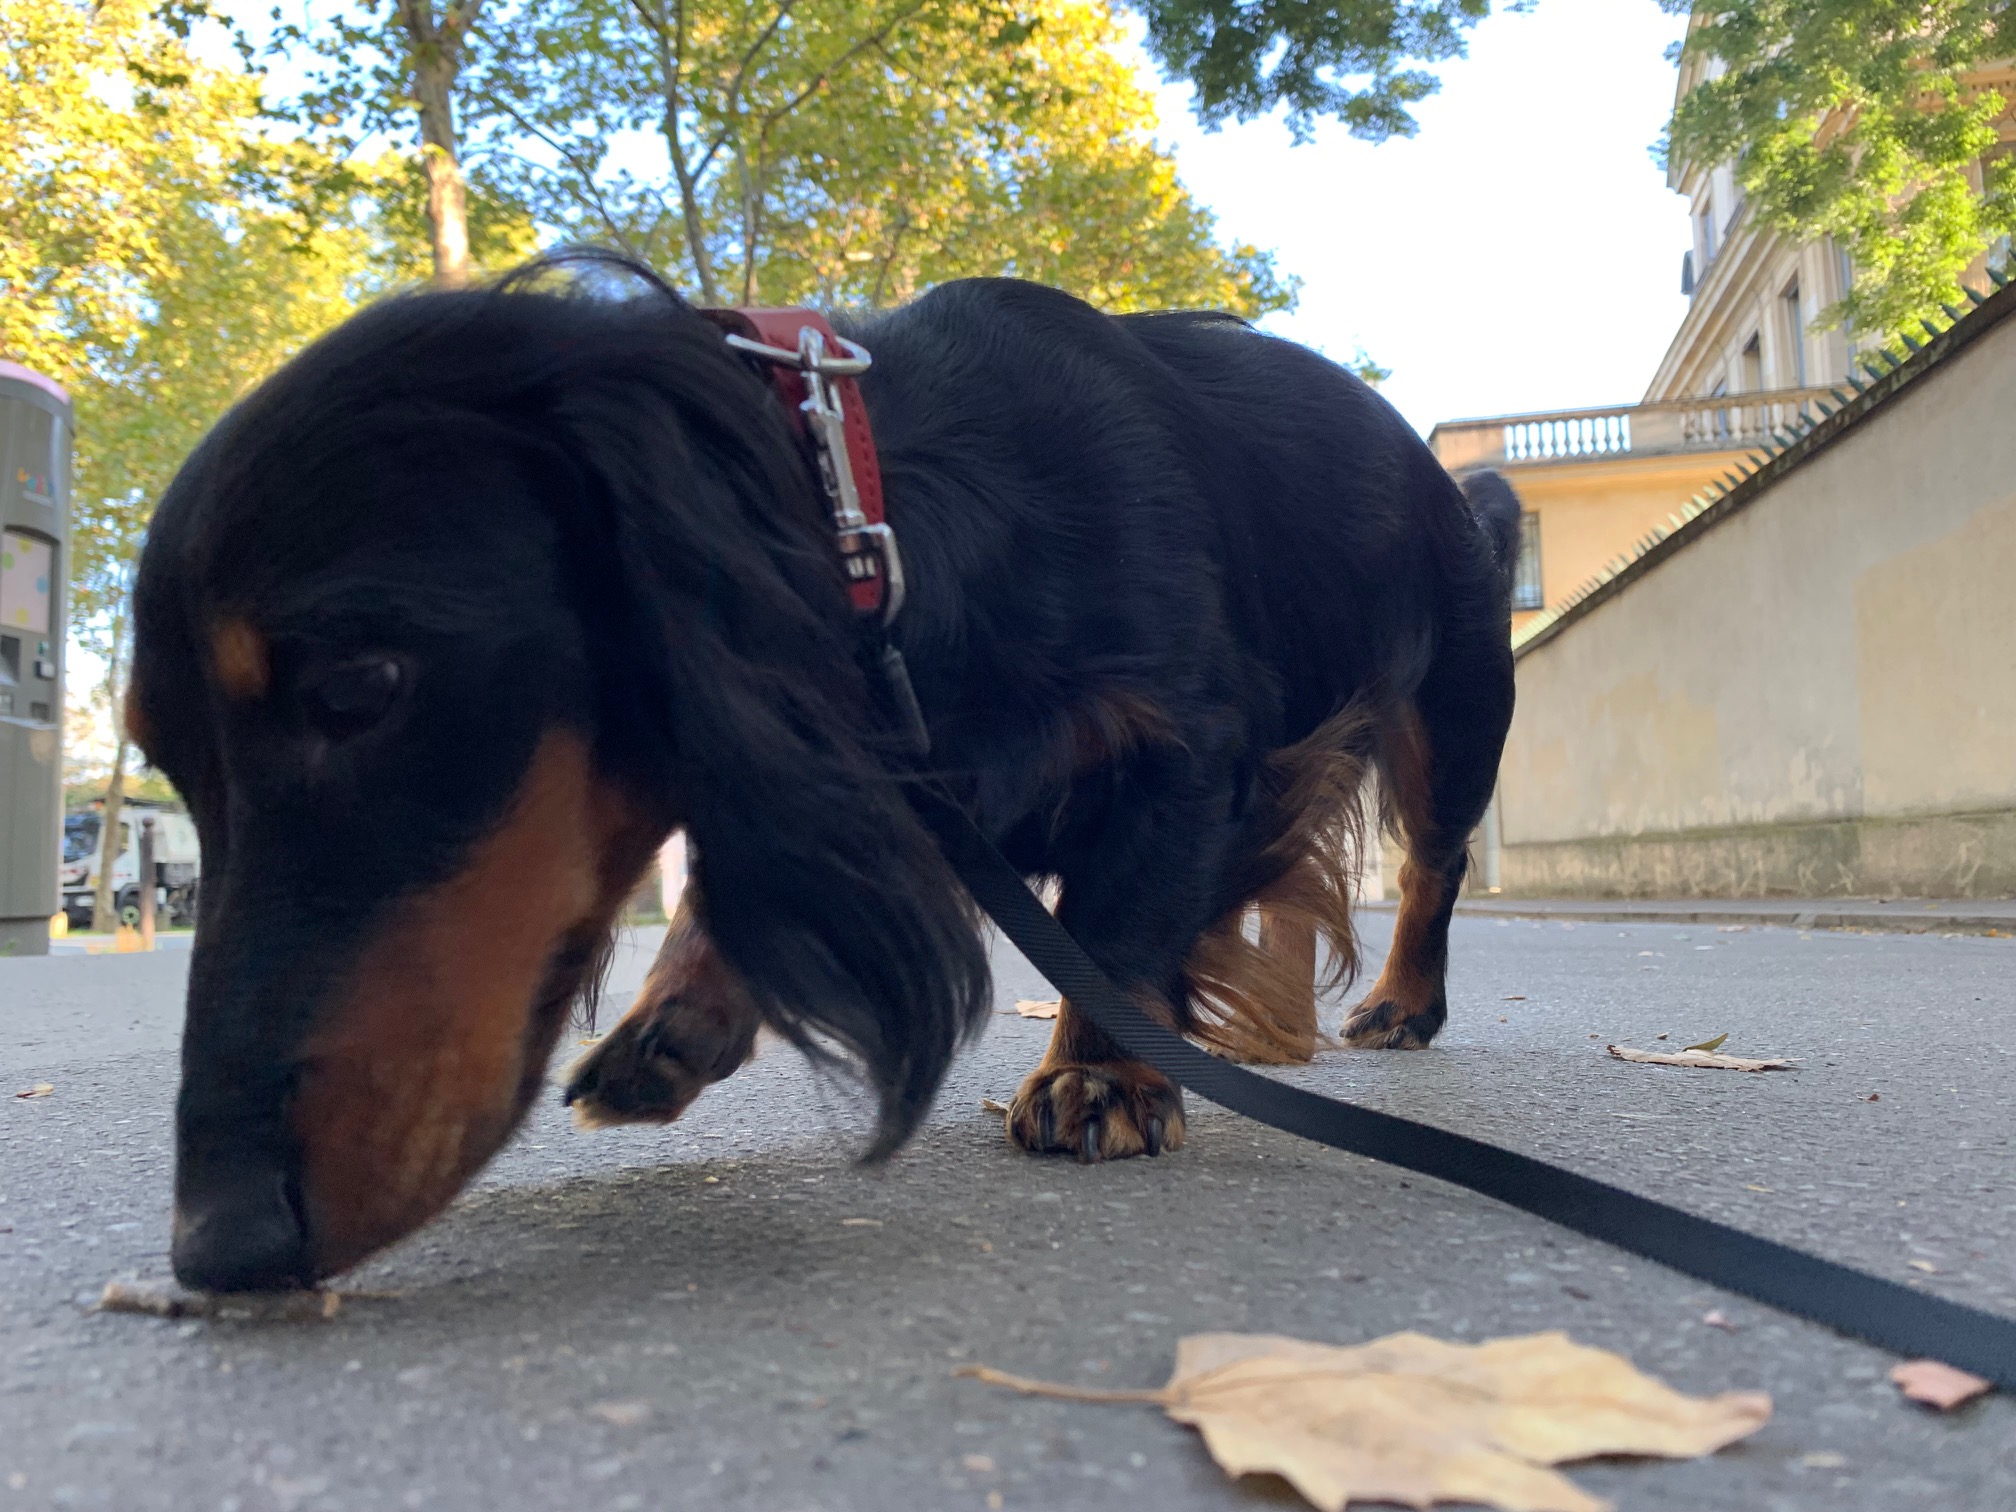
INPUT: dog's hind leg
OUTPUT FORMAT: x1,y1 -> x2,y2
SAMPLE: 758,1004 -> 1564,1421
1256,909 -> 1318,1043
1344,621 -> 1514,1049
563,898 -> 761,1127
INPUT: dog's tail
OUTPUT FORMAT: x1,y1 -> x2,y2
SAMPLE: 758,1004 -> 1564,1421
1461,469 -> 1524,583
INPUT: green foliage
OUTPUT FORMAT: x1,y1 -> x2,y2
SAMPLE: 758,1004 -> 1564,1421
1135,0 -> 1509,143
7,0 -> 1325,671
1661,0 -> 2016,342
264,0 -> 541,283
479,0 -> 1297,315
1,0 -> 402,644
1346,348 -> 1392,387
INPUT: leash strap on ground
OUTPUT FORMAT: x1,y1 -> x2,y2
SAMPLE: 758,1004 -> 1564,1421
922,792 -> 2016,1389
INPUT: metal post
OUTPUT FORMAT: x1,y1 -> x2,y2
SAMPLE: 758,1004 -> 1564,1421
1481,788 -> 1503,895
138,815 -> 156,950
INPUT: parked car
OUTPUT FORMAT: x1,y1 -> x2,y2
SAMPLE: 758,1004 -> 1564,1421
60,804 -> 201,930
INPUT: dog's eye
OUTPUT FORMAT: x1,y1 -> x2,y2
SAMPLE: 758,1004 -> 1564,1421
301,657 -> 405,739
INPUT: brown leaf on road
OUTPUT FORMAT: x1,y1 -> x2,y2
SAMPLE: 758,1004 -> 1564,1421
97,1279 -> 343,1322
960,1329 -> 1770,1512
980,1097 -> 1011,1115
14,1083 -> 54,1099
1608,1045 -> 1795,1073
587,1400 -> 653,1427
1681,1033 -> 1729,1053
1890,1360 -> 1992,1411
1014,998 -> 1061,1019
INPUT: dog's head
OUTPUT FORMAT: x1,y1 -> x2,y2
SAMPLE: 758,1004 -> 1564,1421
131,260 -> 988,1290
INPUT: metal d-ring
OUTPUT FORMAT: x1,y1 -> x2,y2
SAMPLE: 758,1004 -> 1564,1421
722,330 -> 872,377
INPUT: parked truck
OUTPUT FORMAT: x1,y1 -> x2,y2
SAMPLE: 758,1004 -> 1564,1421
59,803 -> 200,931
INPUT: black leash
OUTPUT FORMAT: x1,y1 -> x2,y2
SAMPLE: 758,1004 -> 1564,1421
808,310 -> 2012,1386
917,788 -> 2016,1389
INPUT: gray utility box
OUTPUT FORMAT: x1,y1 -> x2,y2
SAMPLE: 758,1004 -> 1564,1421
0,362 -> 70,957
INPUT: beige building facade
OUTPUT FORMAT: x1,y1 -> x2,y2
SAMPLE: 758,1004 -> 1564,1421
1431,46 -> 2016,633
1496,278 -> 2016,899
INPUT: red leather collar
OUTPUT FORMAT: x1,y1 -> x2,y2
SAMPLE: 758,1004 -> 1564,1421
701,307 -> 895,619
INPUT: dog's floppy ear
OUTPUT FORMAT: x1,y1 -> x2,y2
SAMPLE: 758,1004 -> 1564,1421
545,298 -> 990,1157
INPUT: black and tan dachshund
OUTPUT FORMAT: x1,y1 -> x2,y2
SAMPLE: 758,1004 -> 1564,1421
129,257 -> 1519,1291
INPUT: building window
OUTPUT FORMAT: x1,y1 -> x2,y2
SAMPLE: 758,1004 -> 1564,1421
1697,196 -> 1718,266
1511,512 -> 1544,611
1783,279 -> 1806,386
1740,334 -> 1763,393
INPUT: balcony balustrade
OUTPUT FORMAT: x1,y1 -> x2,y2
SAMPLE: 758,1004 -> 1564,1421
1428,387 -> 1839,473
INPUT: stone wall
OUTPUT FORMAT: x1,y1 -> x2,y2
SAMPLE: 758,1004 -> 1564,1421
1497,283 -> 2016,899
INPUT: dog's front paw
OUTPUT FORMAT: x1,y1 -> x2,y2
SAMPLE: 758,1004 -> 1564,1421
563,994 -> 757,1129
1341,990 -> 1446,1049
1005,1061 -> 1185,1162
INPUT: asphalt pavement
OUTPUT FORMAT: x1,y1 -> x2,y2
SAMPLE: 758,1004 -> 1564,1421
2,911 -> 2013,1511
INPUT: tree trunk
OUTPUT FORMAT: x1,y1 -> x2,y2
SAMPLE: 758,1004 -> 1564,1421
397,1 -> 483,287
92,736 -> 128,935
666,122 -> 719,302
413,53 -> 471,286
656,24 -> 720,304
90,621 -> 129,934
736,150 -> 760,304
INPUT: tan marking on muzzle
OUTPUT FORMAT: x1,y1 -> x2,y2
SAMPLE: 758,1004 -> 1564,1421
291,730 -> 660,1278
210,618 -> 270,700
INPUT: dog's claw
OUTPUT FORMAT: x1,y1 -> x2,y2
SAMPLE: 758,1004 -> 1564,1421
1007,1064 -> 1184,1161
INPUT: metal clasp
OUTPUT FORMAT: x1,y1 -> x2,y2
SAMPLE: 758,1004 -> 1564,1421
726,325 -> 905,624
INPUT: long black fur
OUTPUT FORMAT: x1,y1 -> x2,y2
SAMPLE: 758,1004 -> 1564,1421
136,253 -> 1513,1171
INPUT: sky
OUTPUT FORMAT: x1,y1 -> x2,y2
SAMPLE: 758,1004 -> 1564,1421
1131,0 -> 1695,435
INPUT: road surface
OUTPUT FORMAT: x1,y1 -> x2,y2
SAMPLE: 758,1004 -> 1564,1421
3,912 -> 2012,1510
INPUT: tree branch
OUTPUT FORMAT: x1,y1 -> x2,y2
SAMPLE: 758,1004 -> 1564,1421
758,2 -> 929,129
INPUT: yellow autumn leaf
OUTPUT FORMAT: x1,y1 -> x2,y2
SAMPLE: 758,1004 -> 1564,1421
960,1330 -> 1770,1512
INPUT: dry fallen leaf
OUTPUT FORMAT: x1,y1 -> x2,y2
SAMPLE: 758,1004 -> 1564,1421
1700,1311 -> 1737,1332
1682,1033 -> 1729,1053
1890,1360 -> 1992,1411
960,1330 -> 1769,1512
980,1097 -> 1011,1115
1906,1259 -> 1939,1274
1608,1045 -> 1795,1073
97,1279 -> 343,1322
14,1083 -> 54,1100
1014,999 -> 1061,1019
587,1400 -> 653,1427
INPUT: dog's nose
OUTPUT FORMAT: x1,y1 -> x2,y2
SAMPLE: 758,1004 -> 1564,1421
171,1173 -> 312,1292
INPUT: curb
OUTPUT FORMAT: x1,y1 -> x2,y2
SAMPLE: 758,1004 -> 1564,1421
1359,899 -> 2015,937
